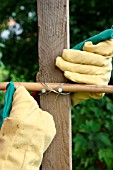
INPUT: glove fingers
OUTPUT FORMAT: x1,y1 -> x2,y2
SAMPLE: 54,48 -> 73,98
83,39 -> 113,56
71,92 -> 104,106
56,57 -> 112,75
62,49 -> 111,66
64,71 -> 110,85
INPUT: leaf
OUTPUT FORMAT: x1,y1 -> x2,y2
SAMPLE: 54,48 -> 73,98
97,132 -> 111,146
0,43 -> 5,48
98,148 -> 113,168
106,102 -> 113,113
0,51 -> 3,59
73,134 -> 87,156
88,166 -> 96,170
79,120 -> 100,133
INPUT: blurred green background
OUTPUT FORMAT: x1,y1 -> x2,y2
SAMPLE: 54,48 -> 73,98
0,0 -> 113,169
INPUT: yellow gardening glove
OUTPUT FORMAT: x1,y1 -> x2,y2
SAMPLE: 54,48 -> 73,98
56,39 -> 113,105
0,86 -> 56,170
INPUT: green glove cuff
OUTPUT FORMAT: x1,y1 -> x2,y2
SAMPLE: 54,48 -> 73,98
72,29 -> 113,50
0,82 -> 15,128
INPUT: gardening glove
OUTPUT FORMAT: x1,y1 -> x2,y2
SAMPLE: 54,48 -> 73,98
73,28 -> 113,50
56,39 -> 113,105
0,85 -> 56,170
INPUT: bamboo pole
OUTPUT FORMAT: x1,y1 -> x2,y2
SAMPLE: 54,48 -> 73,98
1,82 -> 113,93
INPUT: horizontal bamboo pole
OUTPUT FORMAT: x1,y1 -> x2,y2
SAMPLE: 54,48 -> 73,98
0,82 -> 113,93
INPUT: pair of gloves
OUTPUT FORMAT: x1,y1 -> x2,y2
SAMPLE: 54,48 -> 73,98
56,29 -> 113,105
0,29 -> 113,170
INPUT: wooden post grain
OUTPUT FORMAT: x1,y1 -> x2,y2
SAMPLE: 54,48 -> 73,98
37,0 -> 72,170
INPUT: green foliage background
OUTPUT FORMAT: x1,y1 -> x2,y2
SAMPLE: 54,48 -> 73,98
0,0 -> 113,169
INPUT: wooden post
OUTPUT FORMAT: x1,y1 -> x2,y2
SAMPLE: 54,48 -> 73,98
37,0 -> 72,170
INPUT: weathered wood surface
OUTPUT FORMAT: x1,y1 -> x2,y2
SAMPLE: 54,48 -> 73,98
37,0 -> 72,170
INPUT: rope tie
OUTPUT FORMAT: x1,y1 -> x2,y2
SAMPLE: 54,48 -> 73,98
40,82 -> 70,95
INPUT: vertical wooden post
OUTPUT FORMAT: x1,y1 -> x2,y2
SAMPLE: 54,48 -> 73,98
37,0 -> 72,170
